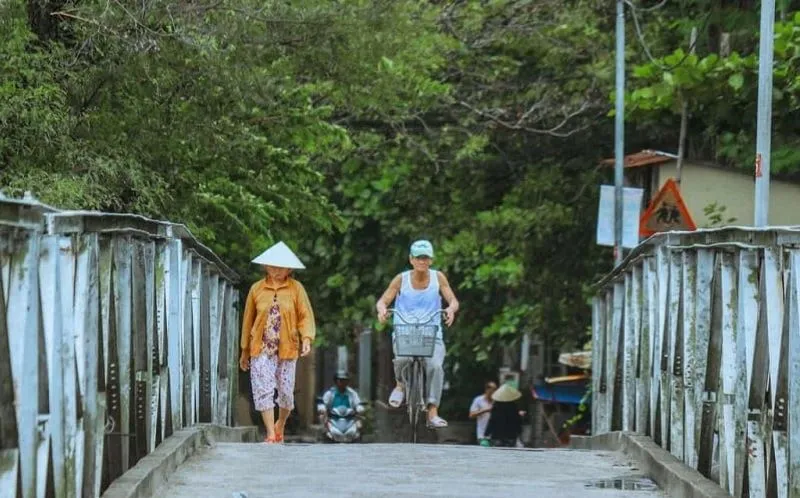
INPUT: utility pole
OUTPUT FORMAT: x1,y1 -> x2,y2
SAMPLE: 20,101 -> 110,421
754,0 -> 775,227
614,0 -> 625,266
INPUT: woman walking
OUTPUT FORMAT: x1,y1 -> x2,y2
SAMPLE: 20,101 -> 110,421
239,241 -> 316,444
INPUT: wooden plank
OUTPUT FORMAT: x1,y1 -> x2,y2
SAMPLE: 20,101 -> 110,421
760,247 -> 784,496
668,250 -> 684,461
58,236 -> 79,498
1,243 -> 9,309
98,238 -> 113,388
638,256 -> 656,435
76,234 -> 101,498
223,287 -> 238,426
594,292 -> 608,434
40,235 -> 67,497
698,252 -> 722,480
600,289 -> 612,434
0,250 -> 18,449
166,239 -> 183,433
610,281 -> 624,431
719,251 -> 739,495
91,394 -> 106,498
622,271 -> 636,432
655,246 -> 669,448
130,241 -> 148,464
0,235 -> 19,498
193,264 -> 206,423
764,248 -> 784,413
693,249 -> 714,467
183,253 -> 195,427
682,250 -> 697,468
208,275 -> 220,424
215,281 -> 228,425
739,251 -> 760,403
731,250 -> 757,498
770,251 -> 791,498
788,250 -> 800,498
199,271 -> 213,423
102,237 -> 121,488
154,242 -> 167,445
35,416 -> 50,498
591,294 -> 603,433
142,241 -> 157,455
744,250 -> 770,498
112,239 -> 133,473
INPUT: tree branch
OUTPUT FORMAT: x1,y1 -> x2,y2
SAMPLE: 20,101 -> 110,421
457,99 -> 593,138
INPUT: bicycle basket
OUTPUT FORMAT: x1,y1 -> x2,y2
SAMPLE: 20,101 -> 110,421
392,324 -> 437,357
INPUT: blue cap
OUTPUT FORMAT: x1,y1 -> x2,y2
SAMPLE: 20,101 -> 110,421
410,240 -> 434,258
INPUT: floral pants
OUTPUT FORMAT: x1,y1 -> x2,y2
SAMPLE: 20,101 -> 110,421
250,354 -> 297,411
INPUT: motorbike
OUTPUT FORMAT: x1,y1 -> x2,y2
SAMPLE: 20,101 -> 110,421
317,399 -> 365,443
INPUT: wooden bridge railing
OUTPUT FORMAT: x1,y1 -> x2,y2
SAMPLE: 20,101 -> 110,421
592,226 -> 800,498
0,195 -> 240,498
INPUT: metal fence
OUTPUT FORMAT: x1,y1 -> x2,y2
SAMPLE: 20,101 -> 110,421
0,196 -> 240,498
592,227 -> 800,498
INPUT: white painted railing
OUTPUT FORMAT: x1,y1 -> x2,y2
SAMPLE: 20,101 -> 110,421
592,227 -> 800,497
0,196 -> 240,498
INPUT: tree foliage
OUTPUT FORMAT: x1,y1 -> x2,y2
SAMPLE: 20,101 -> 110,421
8,0 -> 787,415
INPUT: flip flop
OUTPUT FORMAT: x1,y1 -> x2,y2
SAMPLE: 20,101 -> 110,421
426,416 -> 448,429
388,387 -> 404,408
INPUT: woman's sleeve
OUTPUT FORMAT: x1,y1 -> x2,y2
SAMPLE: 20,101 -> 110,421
295,281 -> 317,342
240,285 -> 256,355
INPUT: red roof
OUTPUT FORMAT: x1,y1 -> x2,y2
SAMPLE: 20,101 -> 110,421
601,150 -> 675,169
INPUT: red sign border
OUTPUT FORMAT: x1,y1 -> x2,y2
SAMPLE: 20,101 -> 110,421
639,178 -> 697,237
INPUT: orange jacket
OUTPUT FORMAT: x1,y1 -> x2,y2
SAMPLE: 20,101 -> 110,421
240,277 -> 316,360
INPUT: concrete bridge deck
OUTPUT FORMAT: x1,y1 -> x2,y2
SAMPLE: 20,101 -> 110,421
152,442 -> 663,498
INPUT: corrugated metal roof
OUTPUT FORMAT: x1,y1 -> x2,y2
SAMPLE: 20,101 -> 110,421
601,149 -> 677,169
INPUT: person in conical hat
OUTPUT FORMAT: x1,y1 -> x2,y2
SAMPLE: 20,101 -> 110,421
485,382 -> 524,447
240,241 -> 315,444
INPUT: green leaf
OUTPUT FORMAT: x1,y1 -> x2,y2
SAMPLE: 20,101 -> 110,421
728,73 -> 745,90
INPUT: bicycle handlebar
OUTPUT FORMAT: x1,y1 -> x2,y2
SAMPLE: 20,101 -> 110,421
386,308 -> 447,326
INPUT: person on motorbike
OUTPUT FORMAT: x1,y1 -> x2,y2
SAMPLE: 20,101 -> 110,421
375,239 -> 459,429
318,371 -> 363,424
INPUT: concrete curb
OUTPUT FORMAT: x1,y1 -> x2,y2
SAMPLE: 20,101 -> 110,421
102,424 -> 259,498
570,432 -> 729,498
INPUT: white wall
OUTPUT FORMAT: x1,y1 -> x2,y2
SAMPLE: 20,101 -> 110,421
656,161 -> 800,227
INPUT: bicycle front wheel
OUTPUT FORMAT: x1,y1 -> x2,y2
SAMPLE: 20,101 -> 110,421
407,360 -> 420,443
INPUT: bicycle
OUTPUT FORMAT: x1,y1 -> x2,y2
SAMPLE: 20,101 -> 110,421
388,308 -> 447,443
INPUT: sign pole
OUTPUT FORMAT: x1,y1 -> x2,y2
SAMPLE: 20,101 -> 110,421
754,0 -> 775,227
614,0 -> 625,266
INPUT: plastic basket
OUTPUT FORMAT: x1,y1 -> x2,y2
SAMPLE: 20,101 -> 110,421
392,324 -> 437,357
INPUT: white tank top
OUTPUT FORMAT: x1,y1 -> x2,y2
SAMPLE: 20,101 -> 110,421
395,269 -> 443,339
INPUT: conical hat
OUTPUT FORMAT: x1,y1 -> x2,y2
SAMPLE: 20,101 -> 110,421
491,383 -> 522,402
251,241 -> 306,269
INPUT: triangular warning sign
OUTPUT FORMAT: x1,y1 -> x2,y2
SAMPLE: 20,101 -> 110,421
640,178 -> 696,237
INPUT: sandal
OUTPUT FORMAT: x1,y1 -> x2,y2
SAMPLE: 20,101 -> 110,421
264,434 -> 280,444
388,387 -> 405,408
426,416 -> 448,429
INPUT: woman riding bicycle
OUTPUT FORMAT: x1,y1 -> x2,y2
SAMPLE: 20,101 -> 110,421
375,240 -> 459,429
